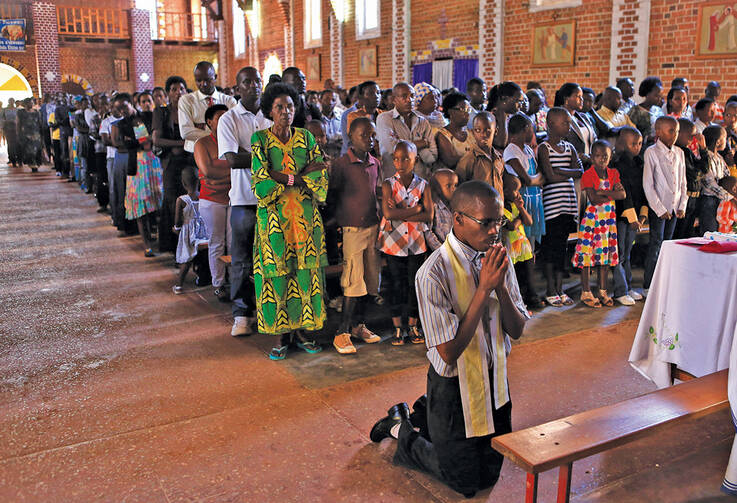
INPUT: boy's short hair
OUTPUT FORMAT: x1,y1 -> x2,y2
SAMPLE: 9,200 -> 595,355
357,81 -> 378,95
546,106 -> 570,123
348,116 -> 373,135
394,140 -> 417,154
677,117 -> 694,134
165,76 -> 187,92
472,111 -> 495,127
655,115 -> 678,129
591,139 -> 613,154
305,119 -> 325,131
694,97 -> 715,112
204,104 -> 228,122
507,112 -> 533,135
618,126 -> 642,139
113,92 -> 132,104
320,89 -> 336,99
467,77 -> 484,90
719,175 -> 737,191
703,125 -> 725,149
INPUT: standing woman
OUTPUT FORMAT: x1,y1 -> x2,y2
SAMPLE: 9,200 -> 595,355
194,104 -> 232,302
112,93 -> 164,256
251,83 -> 330,360
436,92 -> 475,170
556,83 -> 597,169
486,81 -> 525,150
628,77 -> 664,142
153,76 -> 191,254
16,98 -> 43,172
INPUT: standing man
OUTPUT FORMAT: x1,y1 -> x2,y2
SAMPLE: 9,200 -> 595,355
705,81 -> 724,122
281,67 -> 319,128
318,89 -> 342,159
616,77 -> 636,115
466,77 -> 487,129
375,82 -> 438,178
217,67 -> 272,337
179,61 -> 237,155
370,181 -> 528,498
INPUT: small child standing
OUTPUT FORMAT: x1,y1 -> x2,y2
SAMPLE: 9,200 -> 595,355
717,176 -> 737,232
378,140 -> 433,345
173,167 -> 209,294
503,173 -> 544,308
573,140 -> 625,308
425,168 -> 458,250
700,125 -> 735,234
503,113 -> 546,246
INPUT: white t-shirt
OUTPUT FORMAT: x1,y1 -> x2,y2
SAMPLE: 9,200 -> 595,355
503,142 -> 536,177
216,102 -> 272,206
99,115 -> 119,159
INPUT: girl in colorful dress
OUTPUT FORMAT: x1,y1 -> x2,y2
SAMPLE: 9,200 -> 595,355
378,140 -> 433,346
503,173 -> 543,308
251,83 -> 329,361
172,166 -> 209,294
572,140 -> 625,308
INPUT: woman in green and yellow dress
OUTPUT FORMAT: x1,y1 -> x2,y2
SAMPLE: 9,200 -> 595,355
252,83 -> 329,360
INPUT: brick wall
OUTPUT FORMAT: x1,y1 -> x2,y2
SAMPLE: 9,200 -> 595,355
410,1 -> 478,53
153,46 -> 218,88
503,0 -> 613,94
31,1 -> 61,95
130,8 -> 155,91
60,46 -> 134,94
648,0 -> 737,98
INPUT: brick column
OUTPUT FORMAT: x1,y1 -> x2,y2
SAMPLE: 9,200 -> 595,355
129,9 -> 155,91
329,11 -> 343,86
32,1 -> 61,95
217,19 -> 229,86
479,0 -> 503,86
391,0 -> 410,83
608,0 -> 651,85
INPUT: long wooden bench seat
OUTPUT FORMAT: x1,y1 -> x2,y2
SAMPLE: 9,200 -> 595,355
491,369 -> 729,503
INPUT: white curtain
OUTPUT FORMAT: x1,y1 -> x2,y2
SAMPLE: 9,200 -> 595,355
432,59 -> 453,91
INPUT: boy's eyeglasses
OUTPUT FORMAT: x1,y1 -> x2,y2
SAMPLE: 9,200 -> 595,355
459,212 -> 507,229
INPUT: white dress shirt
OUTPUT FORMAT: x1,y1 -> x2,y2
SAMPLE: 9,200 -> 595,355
643,139 -> 688,216
375,108 -> 438,177
178,90 -> 237,153
216,102 -> 272,206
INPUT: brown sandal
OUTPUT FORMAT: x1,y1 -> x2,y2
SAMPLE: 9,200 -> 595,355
580,291 -> 602,308
599,290 -> 614,307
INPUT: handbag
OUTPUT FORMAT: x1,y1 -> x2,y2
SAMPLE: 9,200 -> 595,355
190,201 -> 209,242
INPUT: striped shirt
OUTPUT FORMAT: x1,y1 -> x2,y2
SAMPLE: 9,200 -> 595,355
541,141 -> 580,221
416,231 -> 529,377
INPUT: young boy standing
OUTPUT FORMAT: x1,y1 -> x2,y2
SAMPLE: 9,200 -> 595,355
611,127 -> 646,305
642,116 -> 688,295
673,118 -> 708,239
331,117 -> 383,354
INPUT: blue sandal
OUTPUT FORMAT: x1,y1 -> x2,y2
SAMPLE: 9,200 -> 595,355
295,331 -> 322,354
269,346 -> 288,360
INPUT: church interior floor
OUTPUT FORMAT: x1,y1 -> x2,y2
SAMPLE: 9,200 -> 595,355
1,164 -> 733,502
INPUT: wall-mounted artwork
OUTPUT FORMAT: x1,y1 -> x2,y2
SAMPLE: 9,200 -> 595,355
306,54 -> 320,82
113,58 -> 129,81
697,2 -> 737,57
531,20 -> 575,66
358,46 -> 378,77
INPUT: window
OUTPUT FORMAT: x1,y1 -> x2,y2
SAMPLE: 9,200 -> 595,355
233,0 -> 246,57
304,0 -> 322,48
528,0 -> 582,12
245,0 -> 260,39
355,0 -> 380,40
135,0 -> 158,40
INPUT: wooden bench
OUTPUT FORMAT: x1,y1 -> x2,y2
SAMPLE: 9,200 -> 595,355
491,369 -> 728,503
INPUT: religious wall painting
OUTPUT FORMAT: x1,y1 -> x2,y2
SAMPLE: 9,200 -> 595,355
697,2 -> 737,57
358,46 -> 378,77
306,54 -> 320,82
531,20 -> 575,67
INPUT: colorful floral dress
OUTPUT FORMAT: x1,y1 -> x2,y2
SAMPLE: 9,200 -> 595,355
572,167 -> 620,268
503,203 -> 533,264
251,127 -> 329,336
125,149 -> 164,219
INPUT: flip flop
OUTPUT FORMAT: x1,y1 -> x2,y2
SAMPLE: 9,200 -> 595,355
559,293 -> 575,306
545,295 -> 563,307
599,290 -> 614,307
580,291 -> 602,308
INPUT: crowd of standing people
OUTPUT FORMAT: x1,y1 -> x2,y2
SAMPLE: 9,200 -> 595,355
6,65 -> 737,363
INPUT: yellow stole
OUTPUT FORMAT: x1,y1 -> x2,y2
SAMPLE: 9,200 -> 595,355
441,235 -> 510,438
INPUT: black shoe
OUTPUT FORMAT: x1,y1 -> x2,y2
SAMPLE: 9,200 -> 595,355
412,394 -> 427,417
369,402 -> 410,442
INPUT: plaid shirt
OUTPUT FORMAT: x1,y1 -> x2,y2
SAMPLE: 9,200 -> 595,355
377,174 -> 428,256
717,199 -> 737,233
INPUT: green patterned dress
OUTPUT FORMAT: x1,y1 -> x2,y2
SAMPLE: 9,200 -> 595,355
251,127 -> 329,336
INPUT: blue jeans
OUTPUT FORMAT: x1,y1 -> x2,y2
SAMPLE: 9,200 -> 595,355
612,219 -> 636,298
644,209 -> 677,289
230,205 -> 257,318
699,195 -> 720,235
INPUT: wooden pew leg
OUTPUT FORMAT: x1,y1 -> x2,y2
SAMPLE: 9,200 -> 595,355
557,463 -> 572,503
525,472 -> 538,503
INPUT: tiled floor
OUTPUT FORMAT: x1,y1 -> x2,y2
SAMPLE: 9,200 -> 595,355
1,165 -> 733,502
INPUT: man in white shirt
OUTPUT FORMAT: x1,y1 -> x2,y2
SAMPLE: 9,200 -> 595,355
217,67 -> 272,337
178,61 -> 237,153
375,82 -> 438,178
642,116 -> 687,292
693,97 -> 716,134
318,89 -> 342,159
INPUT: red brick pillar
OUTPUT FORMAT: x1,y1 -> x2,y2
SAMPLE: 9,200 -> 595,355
391,0 -> 409,83
32,1 -> 61,95
130,8 -> 155,91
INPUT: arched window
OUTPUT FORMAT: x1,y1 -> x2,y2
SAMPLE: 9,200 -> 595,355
0,63 -> 33,104
233,0 -> 246,57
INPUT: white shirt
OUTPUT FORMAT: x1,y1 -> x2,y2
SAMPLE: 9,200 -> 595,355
99,115 -> 119,159
375,108 -> 438,177
178,90 -> 237,153
694,118 -> 714,135
217,102 -> 272,206
643,139 -> 688,217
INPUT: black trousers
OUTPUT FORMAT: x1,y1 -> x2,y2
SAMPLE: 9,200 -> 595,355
94,152 -> 109,207
674,196 -> 700,239
394,366 -> 512,496
384,253 -> 424,319
52,139 -> 64,173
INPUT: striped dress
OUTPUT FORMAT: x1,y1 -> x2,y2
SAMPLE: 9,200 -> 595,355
541,141 -> 579,222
